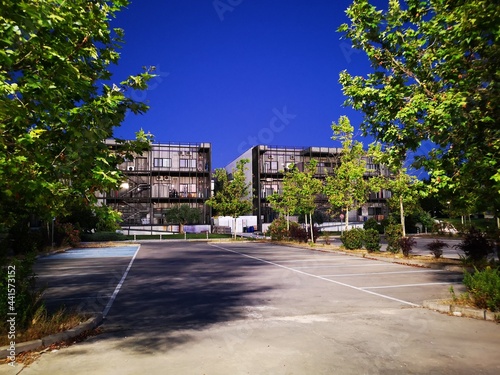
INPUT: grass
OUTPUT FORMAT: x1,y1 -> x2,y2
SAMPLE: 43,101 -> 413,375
0,306 -> 90,346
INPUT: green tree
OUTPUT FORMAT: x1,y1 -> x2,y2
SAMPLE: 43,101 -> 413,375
385,166 -> 425,237
338,0 -> 500,224
207,159 -> 253,238
291,159 -> 323,242
164,204 -> 201,234
0,0 -> 155,237
267,166 -> 299,231
324,116 -> 382,230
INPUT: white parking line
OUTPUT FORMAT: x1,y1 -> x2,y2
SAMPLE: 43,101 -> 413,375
102,245 -> 141,318
210,244 -> 419,307
277,258 -> 366,263
294,263 -> 398,269
361,282 -> 461,290
321,270 -> 444,277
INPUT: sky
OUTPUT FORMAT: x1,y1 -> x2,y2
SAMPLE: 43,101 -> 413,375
110,0 -> 387,169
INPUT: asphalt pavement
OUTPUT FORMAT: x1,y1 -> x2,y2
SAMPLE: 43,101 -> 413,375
3,241 -> 499,375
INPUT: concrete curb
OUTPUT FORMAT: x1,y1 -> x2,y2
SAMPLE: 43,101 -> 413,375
0,313 -> 103,359
423,300 -> 498,321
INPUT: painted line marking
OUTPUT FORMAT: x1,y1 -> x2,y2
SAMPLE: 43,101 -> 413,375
320,270 -> 444,277
210,244 -> 419,307
102,245 -> 141,318
293,263 -> 399,269
361,282 -> 462,290
276,258 -> 366,263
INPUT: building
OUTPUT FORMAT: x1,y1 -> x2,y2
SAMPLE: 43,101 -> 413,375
225,145 -> 391,231
100,141 -> 212,226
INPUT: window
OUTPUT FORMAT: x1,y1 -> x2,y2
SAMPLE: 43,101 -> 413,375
180,159 -> 197,168
264,161 -> 278,172
135,157 -> 148,170
153,158 -> 172,168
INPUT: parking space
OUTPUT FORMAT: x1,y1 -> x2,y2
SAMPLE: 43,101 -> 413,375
34,245 -> 140,315
16,241 -> 499,375
210,242 -> 464,307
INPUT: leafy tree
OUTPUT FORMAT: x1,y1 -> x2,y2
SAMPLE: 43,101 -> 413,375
0,0 -> 155,238
267,166 -> 299,231
338,0 -> 500,223
324,116 -> 382,230
164,204 -> 201,233
289,160 -> 323,242
207,159 -> 253,238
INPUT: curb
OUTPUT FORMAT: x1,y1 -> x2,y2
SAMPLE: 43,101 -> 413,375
423,300 -> 498,321
0,313 -> 103,359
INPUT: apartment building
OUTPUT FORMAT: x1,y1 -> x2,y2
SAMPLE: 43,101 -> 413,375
101,141 -> 212,226
225,145 -> 391,230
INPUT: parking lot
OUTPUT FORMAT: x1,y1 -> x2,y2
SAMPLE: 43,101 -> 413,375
11,241 -> 499,375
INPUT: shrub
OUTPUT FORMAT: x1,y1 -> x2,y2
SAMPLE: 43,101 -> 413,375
289,223 -> 308,243
399,236 -> 416,257
463,267 -> 500,312
454,226 -> 493,262
340,228 -> 365,250
80,231 -> 128,242
364,229 -> 381,252
267,218 -> 288,241
56,222 -> 81,247
307,226 -> 321,243
0,254 -> 45,332
426,239 -> 448,259
363,218 -> 383,234
385,224 -> 403,253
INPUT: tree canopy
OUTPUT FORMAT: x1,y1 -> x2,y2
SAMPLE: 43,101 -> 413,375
207,159 -> 253,219
0,0 -> 154,228
324,116 -> 381,229
339,0 -> 500,216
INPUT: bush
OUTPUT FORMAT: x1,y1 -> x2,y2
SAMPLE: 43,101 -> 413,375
289,223 -> 308,243
454,226 -> 493,262
0,254 -> 45,332
463,267 -> 500,312
80,231 -> 128,242
307,226 -> 321,243
399,236 -> 416,257
364,229 -> 381,252
363,218 -> 383,234
267,218 -> 288,241
426,239 -> 449,259
385,224 -> 403,253
340,228 -> 365,250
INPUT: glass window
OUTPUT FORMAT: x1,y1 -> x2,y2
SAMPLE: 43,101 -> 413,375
153,158 -> 171,168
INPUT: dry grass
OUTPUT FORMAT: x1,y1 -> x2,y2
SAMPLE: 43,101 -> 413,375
0,307 -> 90,346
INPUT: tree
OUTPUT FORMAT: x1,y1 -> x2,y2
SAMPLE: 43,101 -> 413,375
0,1 -> 155,237
164,204 -> 201,234
338,0 -> 500,223
207,159 -> 253,238
324,116 -> 381,230
267,167 -> 299,231
291,159 -> 323,242
385,165 -> 425,237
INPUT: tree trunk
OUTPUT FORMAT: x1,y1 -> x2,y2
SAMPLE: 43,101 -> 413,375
345,207 -> 349,232
309,212 -> 314,243
304,213 -> 308,241
400,195 -> 406,237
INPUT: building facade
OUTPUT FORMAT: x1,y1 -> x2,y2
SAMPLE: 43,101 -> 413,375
225,145 -> 391,230
100,141 -> 212,226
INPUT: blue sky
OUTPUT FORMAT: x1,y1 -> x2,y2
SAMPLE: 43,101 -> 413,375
110,0 -> 386,169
